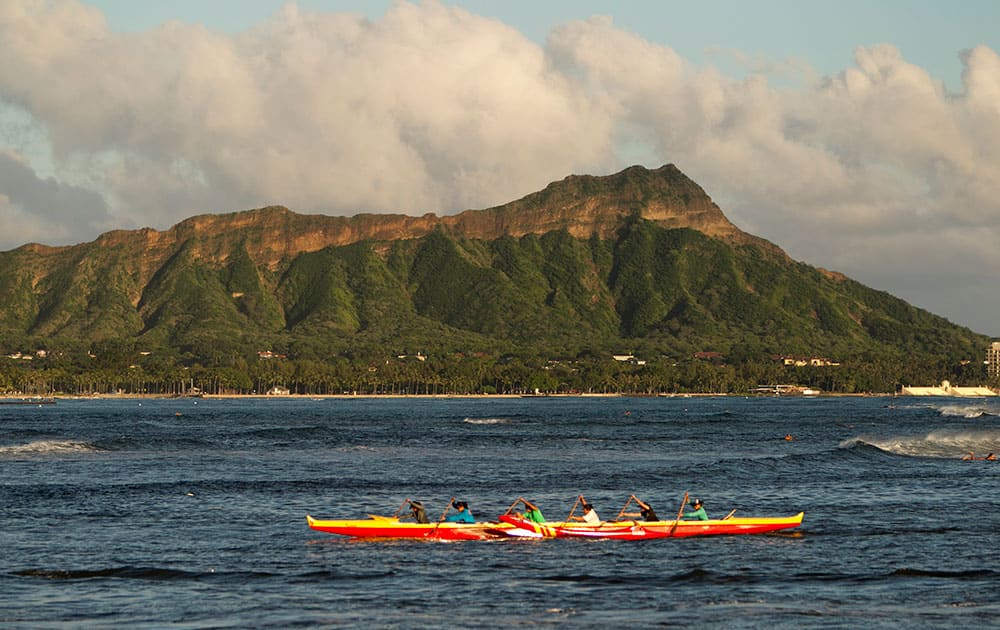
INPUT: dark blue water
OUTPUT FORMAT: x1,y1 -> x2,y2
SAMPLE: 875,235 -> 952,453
2,396 -> 999,627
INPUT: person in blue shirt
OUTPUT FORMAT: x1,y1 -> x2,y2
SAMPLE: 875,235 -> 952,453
444,500 -> 475,523
683,498 -> 708,521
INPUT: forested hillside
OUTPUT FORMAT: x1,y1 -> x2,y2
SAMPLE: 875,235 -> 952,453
0,165 -> 990,395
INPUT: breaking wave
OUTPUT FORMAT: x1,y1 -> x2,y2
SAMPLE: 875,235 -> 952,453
463,418 -> 511,425
0,440 -> 104,457
934,403 -> 1000,419
841,429 -> 1000,458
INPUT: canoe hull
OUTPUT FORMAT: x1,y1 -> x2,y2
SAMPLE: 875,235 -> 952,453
498,512 -> 804,539
306,515 -> 509,540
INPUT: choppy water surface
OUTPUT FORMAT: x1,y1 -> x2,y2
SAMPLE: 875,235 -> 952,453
2,396 -> 999,627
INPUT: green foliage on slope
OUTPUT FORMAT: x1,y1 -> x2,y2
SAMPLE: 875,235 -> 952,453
0,217 -> 990,395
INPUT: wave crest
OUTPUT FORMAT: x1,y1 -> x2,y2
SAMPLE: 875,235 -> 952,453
935,403 -> 999,419
842,429 -> 1000,458
0,440 -> 102,457
463,417 -> 510,425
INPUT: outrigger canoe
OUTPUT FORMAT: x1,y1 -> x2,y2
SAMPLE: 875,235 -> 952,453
498,512 -> 804,539
306,514 -> 512,540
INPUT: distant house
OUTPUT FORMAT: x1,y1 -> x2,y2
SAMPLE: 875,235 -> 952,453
612,354 -> 646,365
776,355 -> 839,367
267,386 -> 291,396
753,384 -> 820,396
693,351 -> 724,361
257,351 -> 287,360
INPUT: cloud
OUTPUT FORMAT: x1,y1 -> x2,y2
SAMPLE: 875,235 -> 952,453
0,1 -> 999,334
0,151 -> 113,249
0,0 -> 614,229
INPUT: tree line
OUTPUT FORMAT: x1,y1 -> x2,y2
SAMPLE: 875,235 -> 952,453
1,347 -> 992,397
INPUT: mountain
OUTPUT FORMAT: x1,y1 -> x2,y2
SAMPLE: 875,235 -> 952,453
0,164 -> 988,384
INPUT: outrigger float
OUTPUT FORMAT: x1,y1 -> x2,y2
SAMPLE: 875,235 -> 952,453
307,494 -> 804,541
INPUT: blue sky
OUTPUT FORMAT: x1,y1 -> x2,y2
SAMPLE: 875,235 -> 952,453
88,0 -> 999,89
2,0 -> 1000,336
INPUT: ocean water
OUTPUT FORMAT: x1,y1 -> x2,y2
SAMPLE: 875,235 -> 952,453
2,396 -> 999,627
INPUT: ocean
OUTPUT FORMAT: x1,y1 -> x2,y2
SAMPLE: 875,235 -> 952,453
2,396 -> 998,627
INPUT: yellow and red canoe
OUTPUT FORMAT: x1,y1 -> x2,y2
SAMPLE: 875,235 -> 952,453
306,514 -> 513,540
498,512 -> 804,539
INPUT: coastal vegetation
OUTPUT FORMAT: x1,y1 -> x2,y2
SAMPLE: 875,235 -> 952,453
0,342 -> 991,397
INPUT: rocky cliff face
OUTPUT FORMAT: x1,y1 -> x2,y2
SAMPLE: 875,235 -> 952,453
444,164 -> 753,243
14,163 -> 776,287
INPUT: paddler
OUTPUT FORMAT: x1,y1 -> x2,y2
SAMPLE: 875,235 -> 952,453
579,502 -> 600,523
621,496 -> 659,522
444,500 -> 475,523
569,497 -> 601,524
682,497 -> 709,521
518,499 -> 546,523
406,500 -> 429,524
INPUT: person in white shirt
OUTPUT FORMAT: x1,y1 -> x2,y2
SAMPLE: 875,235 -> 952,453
580,503 -> 601,523
569,497 -> 601,524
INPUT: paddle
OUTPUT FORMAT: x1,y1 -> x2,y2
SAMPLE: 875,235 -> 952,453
564,495 -> 583,522
392,497 -> 410,519
614,495 -> 638,522
669,492 -> 690,536
427,496 -> 456,536
504,496 -> 526,516
723,509 -> 737,520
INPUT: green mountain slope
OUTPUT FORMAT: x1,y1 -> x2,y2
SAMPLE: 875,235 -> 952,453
0,164 -> 990,394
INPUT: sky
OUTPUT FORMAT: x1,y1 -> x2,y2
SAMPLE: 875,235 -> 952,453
1,1 -> 999,336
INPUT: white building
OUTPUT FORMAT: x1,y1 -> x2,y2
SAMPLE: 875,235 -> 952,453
988,342 -> 1000,379
902,380 -> 996,397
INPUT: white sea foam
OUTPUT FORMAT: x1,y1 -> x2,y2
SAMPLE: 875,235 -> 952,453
845,429 -> 1000,458
462,417 -> 511,425
935,404 -> 998,419
0,440 -> 101,457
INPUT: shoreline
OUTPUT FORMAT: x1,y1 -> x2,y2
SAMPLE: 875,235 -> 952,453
13,391 -> 902,401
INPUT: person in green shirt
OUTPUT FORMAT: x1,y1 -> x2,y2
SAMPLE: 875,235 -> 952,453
519,499 -> 545,523
683,497 -> 708,521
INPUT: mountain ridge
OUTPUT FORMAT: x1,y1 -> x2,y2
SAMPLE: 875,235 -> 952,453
12,164 -> 783,278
